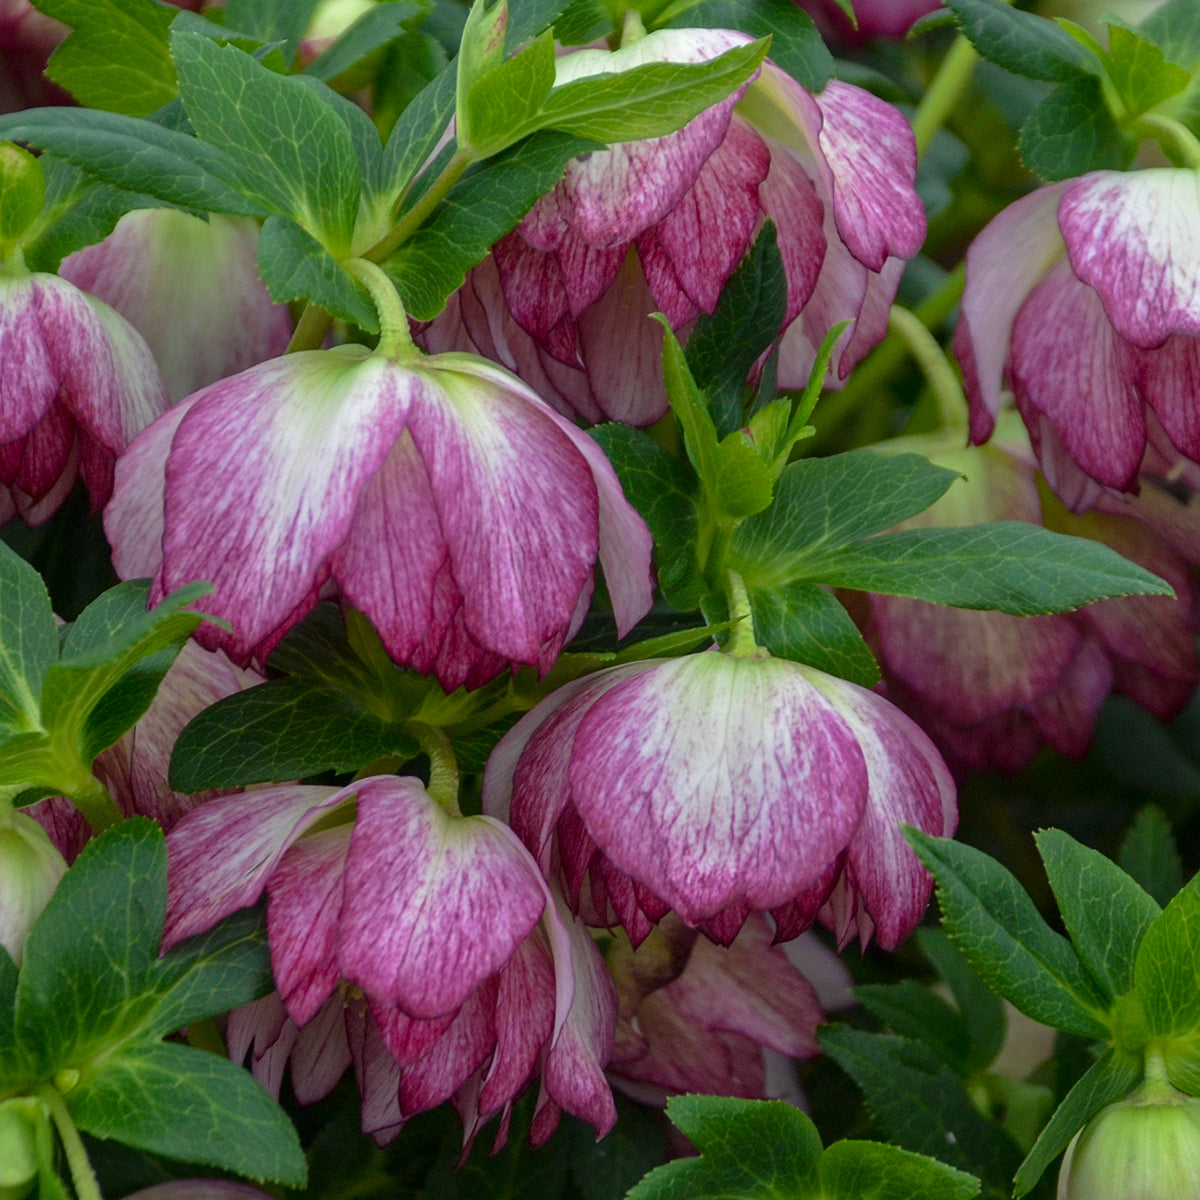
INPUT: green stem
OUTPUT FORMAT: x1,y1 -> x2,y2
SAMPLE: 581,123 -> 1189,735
411,724 -> 461,816
1135,113 -> 1200,168
366,147 -> 476,264
910,34 -> 979,158
343,258 -> 417,359
66,773 -> 123,834
723,570 -> 759,657
37,1084 -> 101,1200
886,303 -> 968,436
286,302 -> 334,354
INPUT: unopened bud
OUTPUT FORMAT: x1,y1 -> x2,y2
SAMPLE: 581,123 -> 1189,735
1057,1078 -> 1200,1200
0,144 -> 45,250
0,811 -> 67,966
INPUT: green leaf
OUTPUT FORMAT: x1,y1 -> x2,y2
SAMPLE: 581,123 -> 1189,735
1103,21 -> 1191,116
685,222 -> 788,439
1133,868 -> 1200,1039
40,581 -> 208,764
296,75 -> 387,194
169,677 -> 419,791
941,0 -> 1099,81
464,29 -> 557,154
854,982 -> 972,1074
1139,0 -> 1200,70
507,0 -> 572,44
626,1095 -> 822,1200
171,30 -> 361,250
0,543 -> 56,737
256,214 -> 379,329
456,0 -> 511,155
37,0 -> 178,116
663,0 -> 833,93
1013,1047 -> 1141,1198
536,40 -> 768,143
798,523 -> 1172,615
68,1040 -> 305,1185
379,60 -> 455,201
584,425 -> 704,612
729,451 -> 961,586
819,1140 -> 980,1200
222,0 -> 321,59
0,732 -> 59,791
1036,828 -> 1160,1002
1019,76 -> 1128,181
0,947 -> 22,1087
14,820 -> 166,1070
0,107 -> 265,216
746,581 -> 879,686
382,129 -> 599,320
1119,805 -> 1184,908
905,831 -> 1111,1038
818,1027 -> 1022,1185
917,928 -> 1007,1073
303,1 -> 424,85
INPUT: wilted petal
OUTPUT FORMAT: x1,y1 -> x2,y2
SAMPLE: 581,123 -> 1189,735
338,777 -> 547,1018
1059,169 -> 1200,347
227,992 -> 295,1101
567,654 -> 868,925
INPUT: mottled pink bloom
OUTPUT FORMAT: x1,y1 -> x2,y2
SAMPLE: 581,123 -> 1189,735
423,28 -> 925,425
484,650 -> 955,951
61,210 -> 293,403
957,170 -> 1200,508
858,439 -> 1200,774
165,775 -> 617,1147
0,268 -> 168,524
606,913 -> 824,1105
797,0 -> 942,44
105,347 -> 653,686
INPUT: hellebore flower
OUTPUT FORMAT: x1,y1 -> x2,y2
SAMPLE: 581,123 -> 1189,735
61,210 -> 293,403
483,649 -> 956,950
857,435 -> 1200,774
796,0 -> 943,43
422,28 -> 925,425
163,775 -> 617,1147
0,808 -> 66,964
956,169 -> 1200,508
105,337 -> 653,687
0,262 -> 168,524
606,913 -> 824,1105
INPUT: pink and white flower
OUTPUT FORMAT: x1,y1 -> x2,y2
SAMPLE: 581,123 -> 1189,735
483,649 -> 956,950
797,0 -> 943,44
164,775 -> 617,1147
61,210 -> 293,404
0,267 -> 168,524
105,346 -> 653,687
956,169 -> 1200,508
422,28 -> 925,425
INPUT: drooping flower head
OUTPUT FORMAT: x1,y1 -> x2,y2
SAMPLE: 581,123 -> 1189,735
484,649 -> 956,951
956,168 -> 1200,509
105,336 -> 653,688
423,27 -> 925,425
163,774 -> 617,1147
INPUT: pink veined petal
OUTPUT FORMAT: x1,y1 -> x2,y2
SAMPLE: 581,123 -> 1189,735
289,992 -> 353,1105
345,1000 -> 403,1143
267,826 -> 353,1027
369,999 -> 457,1068
106,393 -> 198,583
404,358 -> 598,664
755,140 -> 826,323
636,118 -> 772,320
810,677 -> 956,950
227,992 -> 296,1101
331,428 -> 448,665
838,255 -> 906,380
1136,333 -> 1200,465
1010,258 -> 1146,491
162,780 -> 359,949
568,655 -> 869,925
953,182 -> 1068,442
0,401 -> 75,500
0,274 -> 57,442
157,351 -> 410,657
337,778 -> 548,1019
1059,169 -> 1200,348
398,984 -> 497,1116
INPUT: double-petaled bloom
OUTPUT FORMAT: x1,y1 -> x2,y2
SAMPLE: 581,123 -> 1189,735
105,346 -> 653,687
163,774 -> 617,1147
484,649 -> 956,952
423,27 -> 925,426
957,168 -> 1200,510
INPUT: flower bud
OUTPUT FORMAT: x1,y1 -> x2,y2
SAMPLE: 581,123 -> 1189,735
0,810 -> 67,965
0,141 -> 43,249
0,1098 -> 42,1200
1057,1080 -> 1200,1200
